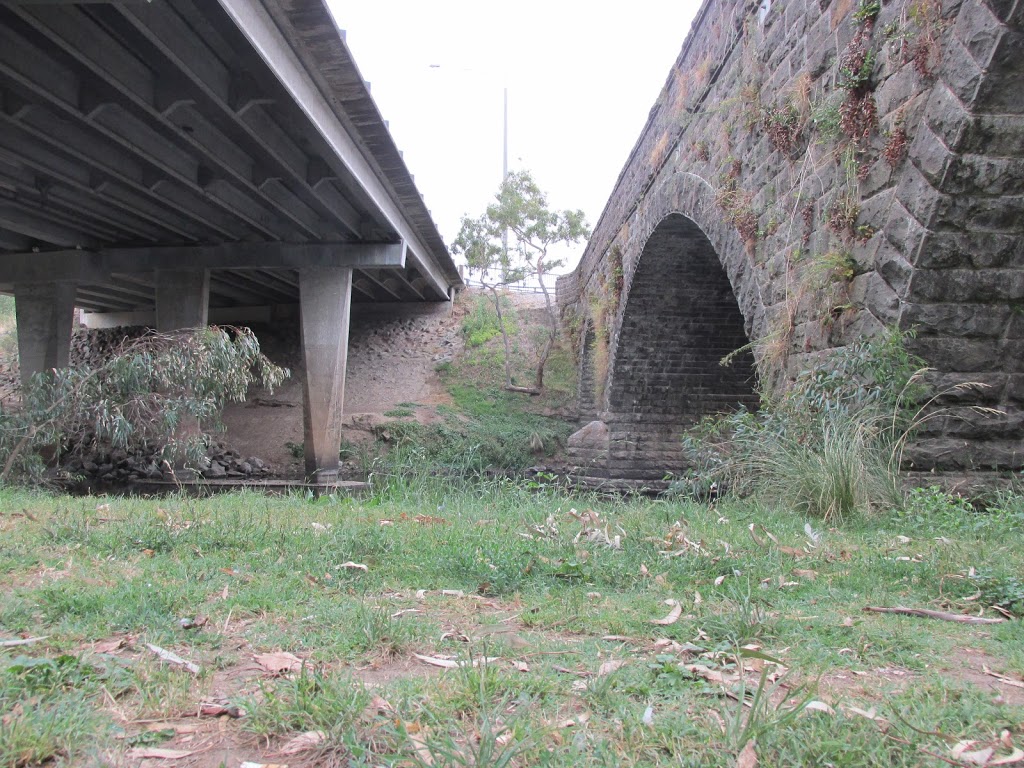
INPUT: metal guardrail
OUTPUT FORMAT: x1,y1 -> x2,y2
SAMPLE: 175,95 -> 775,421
461,279 -> 551,295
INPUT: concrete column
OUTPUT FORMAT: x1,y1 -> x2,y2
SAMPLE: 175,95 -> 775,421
155,269 -> 209,331
299,267 -> 352,482
14,282 -> 76,388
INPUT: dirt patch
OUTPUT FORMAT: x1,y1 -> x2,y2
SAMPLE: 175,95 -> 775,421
818,647 -> 1024,708
940,647 -> 1024,707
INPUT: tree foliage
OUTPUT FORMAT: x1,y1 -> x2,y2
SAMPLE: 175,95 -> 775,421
0,326 -> 288,482
451,170 -> 589,393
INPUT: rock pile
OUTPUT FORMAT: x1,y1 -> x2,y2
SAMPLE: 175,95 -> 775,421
62,442 -> 272,484
69,326 -> 151,367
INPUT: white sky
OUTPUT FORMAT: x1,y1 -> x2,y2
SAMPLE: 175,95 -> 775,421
325,1 -> 702,274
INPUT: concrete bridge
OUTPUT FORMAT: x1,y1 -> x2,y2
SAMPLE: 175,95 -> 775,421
558,0 -> 1022,483
0,0 -> 462,481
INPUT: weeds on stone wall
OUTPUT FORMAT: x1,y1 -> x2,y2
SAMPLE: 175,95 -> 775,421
882,119 -> 910,166
826,195 -> 862,238
885,0 -> 946,76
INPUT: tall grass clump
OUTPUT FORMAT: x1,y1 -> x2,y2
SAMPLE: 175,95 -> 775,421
683,328 -> 925,523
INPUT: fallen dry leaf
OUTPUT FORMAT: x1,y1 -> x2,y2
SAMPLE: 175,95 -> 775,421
198,703 -> 245,718
511,660 -> 530,672
367,694 -> 395,714
414,514 -> 448,525
597,659 -> 626,676
92,637 -> 129,654
146,643 -> 200,675
736,738 -> 758,768
803,701 -> 835,715
843,705 -> 886,723
651,599 -> 682,626
126,748 -> 194,759
413,653 -> 459,669
793,569 -> 818,581
714,575 -> 727,586
991,749 -> 1024,766
441,589 -> 465,598
391,608 -> 422,618
413,652 -> 500,669
338,562 -> 368,572
683,663 -> 726,684
254,651 -> 304,675
951,741 -> 994,766
276,730 -> 326,755
178,615 -> 208,631
406,722 -> 434,765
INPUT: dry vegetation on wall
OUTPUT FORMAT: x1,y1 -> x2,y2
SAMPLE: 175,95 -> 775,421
625,0 -> 953,383
583,244 -> 625,408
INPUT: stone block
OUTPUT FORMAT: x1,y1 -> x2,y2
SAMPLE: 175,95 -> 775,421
952,196 -> 1024,233
908,122 -> 955,187
907,336 -> 1001,371
974,29 -> 1024,113
1007,374 -> 1024,403
908,269 -> 1024,302
876,241 -> 916,297
954,0 -> 1006,65
959,113 -> 1024,157
904,437 -> 1023,470
923,371 -> 1008,403
923,82 -> 973,150
849,272 -> 901,323
937,37 -> 985,105
925,406 -> 1024,439
901,302 -> 1010,337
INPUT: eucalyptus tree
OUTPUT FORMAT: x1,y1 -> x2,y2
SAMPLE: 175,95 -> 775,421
452,170 -> 589,393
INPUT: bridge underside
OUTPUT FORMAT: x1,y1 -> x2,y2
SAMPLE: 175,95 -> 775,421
0,0 -> 462,480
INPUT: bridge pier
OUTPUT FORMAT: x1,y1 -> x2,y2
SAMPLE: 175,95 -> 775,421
155,269 -> 210,332
299,266 -> 352,482
14,282 -> 76,387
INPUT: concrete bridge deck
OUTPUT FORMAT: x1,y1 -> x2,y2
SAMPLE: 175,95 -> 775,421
0,0 -> 463,480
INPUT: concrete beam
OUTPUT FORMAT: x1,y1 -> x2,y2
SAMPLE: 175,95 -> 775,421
155,269 -> 209,331
0,242 -> 406,287
299,266 -> 351,481
14,281 -> 76,387
213,0 -> 451,300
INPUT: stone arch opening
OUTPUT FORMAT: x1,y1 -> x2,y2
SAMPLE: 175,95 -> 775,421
604,213 -> 760,480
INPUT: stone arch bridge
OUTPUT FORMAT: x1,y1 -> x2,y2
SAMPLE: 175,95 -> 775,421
557,0 -> 1022,484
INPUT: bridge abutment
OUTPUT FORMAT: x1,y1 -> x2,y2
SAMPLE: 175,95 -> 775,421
560,0 -> 1024,481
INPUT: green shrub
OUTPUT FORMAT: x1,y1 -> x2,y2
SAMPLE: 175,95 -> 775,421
462,294 -> 517,347
680,327 -> 924,522
0,327 -> 288,482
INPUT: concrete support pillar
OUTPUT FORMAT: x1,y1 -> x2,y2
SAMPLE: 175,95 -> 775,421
14,282 -> 76,388
299,267 -> 352,482
155,269 -> 209,331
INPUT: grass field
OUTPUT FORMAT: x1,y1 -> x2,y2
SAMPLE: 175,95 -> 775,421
0,477 -> 1022,767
